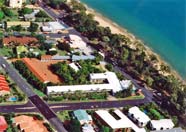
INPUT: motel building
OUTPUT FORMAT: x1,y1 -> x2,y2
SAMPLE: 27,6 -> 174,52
0,75 -> 10,96
0,116 -> 8,132
128,106 -> 151,127
94,109 -> 146,132
149,119 -> 174,131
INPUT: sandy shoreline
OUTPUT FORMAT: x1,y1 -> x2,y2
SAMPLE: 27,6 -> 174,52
82,3 -> 186,83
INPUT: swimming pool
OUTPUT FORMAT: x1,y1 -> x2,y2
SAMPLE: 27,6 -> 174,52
9,97 -> 18,101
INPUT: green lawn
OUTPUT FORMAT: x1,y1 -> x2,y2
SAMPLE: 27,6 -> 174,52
57,111 -> 71,121
4,9 -> 20,21
121,95 -> 145,100
0,47 -> 12,56
32,48 -> 46,55
34,89 -> 46,97
57,49 -> 68,56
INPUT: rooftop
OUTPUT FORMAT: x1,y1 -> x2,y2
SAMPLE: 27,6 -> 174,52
6,21 -> 30,27
13,115 -> 48,132
95,109 -> 146,132
150,127 -> 184,132
22,58 -> 63,83
150,119 -> 174,130
47,72 -> 123,94
0,116 -> 8,132
69,63 -> 80,72
3,36 -> 38,46
129,106 -> 151,123
73,110 -> 90,122
0,75 -> 10,92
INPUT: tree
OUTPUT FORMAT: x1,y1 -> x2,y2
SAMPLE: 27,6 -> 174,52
47,50 -> 57,55
48,0 -> 66,9
0,0 -> 5,7
11,25 -> 23,32
2,7 -> 14,17
28,22 -> 39,32
57,42 -> 71,52
35,10 -> 48,17
101,126 -> 110,132
70,0 -> 86,12
145,76 -> 154,87
19,7 -> 33,15
69,119 -> 81,132
0,11 -> 4,20
105,64 -> 113,71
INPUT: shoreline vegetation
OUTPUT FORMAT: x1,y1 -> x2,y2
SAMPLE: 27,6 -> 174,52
61,0 -> 186,125
81,2 -> 186,83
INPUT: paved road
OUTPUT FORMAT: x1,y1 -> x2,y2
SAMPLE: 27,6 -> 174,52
114,66 -> 153,102
0,57 -> 68,132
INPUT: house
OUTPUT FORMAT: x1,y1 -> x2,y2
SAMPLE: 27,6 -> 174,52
68,34 -> 93,55
40,55 -> 52,62
128,106 -> 150,127
150,119 -> 174,131
9,0 -> 25,8
94,109 -> 146,132
82,124 -> 95,132
46,72 -> 123,95
69,63 -> 80,72
3,36 -> 38,47
120,80 -> 132,89
24,10 -> 40,21
73,110 -> 92,125
150,127 -> 184,132
72,55 -> 95,61
42,21 -> 66,32
44,39 -> 57,45
0,116 -> 8,132
0,75 -> 10,96
6,21 -> 30,28
13,115 -> 48,132
40,55 -> 70,62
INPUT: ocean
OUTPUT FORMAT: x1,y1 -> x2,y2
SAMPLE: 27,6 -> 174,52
80,0 -> 186,79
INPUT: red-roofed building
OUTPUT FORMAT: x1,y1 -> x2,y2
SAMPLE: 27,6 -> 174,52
3,36 -> 38,47
0,116 -> 8,132
0,75 -> 10,96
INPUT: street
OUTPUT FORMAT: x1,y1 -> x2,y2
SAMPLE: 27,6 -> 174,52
0,57 -> 68,132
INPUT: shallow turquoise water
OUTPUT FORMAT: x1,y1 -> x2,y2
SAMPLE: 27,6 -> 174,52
81,0 -> 186,79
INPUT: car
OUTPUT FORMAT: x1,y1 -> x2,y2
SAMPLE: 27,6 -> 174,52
1,64 -> 6,68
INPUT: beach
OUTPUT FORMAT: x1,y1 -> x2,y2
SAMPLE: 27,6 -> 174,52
82,3 -> 186,83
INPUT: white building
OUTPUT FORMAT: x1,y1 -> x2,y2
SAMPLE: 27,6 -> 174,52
150,119 -> 174,131
95,109 -> 146,132
82,124 -> 95,132
69,63 -> 80,72
24,9 -> 40,21
128,106 -> 150,127
120,80 -> 132,89
9,0 -> 25,8
46,72 -> 123,95
73,110 -> 92,125
42,22 -> 66,32
69,34 -> 93,55
150,127 -> 184,132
